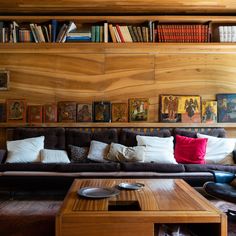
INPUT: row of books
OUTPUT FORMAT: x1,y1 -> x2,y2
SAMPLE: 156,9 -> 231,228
157,24 -> 210,43
218,26 -> 236,42
0,20 -> 214,43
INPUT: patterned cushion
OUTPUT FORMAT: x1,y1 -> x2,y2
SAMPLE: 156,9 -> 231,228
68,145 -> 89,163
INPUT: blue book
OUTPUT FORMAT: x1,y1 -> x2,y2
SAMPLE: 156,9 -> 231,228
51,19 -> 58,42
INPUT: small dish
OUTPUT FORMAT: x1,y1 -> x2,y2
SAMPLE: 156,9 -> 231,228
118,182 -> 145,190
78,187 -> 120,199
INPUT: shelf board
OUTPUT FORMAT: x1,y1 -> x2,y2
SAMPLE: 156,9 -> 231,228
0,122 -> 235,128
1,43 -> 236,54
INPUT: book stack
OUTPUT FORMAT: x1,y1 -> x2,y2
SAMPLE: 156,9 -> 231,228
66,22 -> 91,42
157,24 -> 209,43
218,26 -> 236,42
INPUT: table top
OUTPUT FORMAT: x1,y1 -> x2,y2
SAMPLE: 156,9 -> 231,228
58,179 -> 224,223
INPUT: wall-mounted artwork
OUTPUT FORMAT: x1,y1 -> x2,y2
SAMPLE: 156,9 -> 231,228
93,101 -> 111,122
6,99 -> 26,122
58,101 -> 77,122
217,94 -> 236,122
202,101 -> 217,123
28,105 -> 43,123
129,98 -> 149,122
160,95 -> 201,123
44,104 -> 57,123
77,104 -> 92,122
0,70 -> 9,90
112,103 -> 128,122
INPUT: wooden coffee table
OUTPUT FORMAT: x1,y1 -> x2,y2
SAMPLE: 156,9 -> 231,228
56,179 -> 227,236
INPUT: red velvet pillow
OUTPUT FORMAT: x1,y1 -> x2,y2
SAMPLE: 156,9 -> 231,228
174,135 -> 207,164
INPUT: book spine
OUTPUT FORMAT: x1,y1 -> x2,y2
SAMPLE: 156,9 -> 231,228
115,25 -> 125,43
51,19 -> 58,43
128,25 -> 137,42
95,25 -> 100,42
108,24 -> 117,43
104,22 -> 108,43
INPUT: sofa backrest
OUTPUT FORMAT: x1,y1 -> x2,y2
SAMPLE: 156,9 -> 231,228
7,128 -> 66,150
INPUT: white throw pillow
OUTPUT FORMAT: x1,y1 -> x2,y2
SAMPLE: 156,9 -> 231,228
40,149 -> 70,163
136,135 -> 176,164
6,136 -> 44,163
87,140 -> 110,162
197,133 -> 236,164
106,142 -> 145,162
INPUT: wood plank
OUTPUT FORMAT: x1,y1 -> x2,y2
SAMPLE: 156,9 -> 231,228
0,0 -> 236,14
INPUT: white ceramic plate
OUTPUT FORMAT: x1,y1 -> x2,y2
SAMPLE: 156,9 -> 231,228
78,187 -> 120,198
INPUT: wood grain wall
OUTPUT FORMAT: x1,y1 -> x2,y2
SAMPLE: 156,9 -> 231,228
0,0 -> 236,14
1,50 -> 236,121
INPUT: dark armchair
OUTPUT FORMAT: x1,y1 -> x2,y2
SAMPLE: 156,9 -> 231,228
204,171 -> 236,203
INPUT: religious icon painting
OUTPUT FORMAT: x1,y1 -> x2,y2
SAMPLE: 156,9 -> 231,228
93,101 -> 111,122
112,103 -> 128,122
58,101 -> 77,122
217,94 -> 236,122
28,105 -> 43,123
77,104 -> 92,122
44,104 -> 57,123
6,99 -> 26,123
129,98 -> 149,122
160,95 -> 201,123
201,101 -> 217,124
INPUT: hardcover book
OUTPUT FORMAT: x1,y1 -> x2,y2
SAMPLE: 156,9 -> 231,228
44,103 -> 57,123
58,101 -> 77,122
201,101 -> 217,123
160,95 -> 201,123
77,104 -> 92,122
28,105 -> 43,123
129,98 -> 149,122
112,103 -> 128,122
93,101 -> 111,122
6,99 -> 26,123
0,102 -> 6,122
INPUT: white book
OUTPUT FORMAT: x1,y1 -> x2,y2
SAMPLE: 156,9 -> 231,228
232,26 -> 236,42
219,26 -> 224,42
104,22 -> 108,43
29,23 -> 39,43
223,26 -> 228,42
113,26 -> 121,43
123,26 -> 133,42
228,26 -> 232,42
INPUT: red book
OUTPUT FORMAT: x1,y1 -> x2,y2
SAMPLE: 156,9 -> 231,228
115,25 -> 125,43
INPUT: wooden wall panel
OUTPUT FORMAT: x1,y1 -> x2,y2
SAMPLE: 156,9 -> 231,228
0,0 -> 236,14
1,50 -> 236,140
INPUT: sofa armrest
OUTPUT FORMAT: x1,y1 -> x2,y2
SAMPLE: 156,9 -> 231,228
211,170 -> 235,183
0,149 -> 7,164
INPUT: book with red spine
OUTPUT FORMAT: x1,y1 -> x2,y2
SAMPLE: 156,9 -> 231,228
115,24 -> 125,43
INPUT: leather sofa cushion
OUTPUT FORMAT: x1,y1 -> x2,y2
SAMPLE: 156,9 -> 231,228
184,164 -> 236,173
0,163 -> 120,172
120,162 -> 185,172
65,128 -> 118,147
119,128 -> 172,147
174,128 -> 226,138
6,128 -> 65,150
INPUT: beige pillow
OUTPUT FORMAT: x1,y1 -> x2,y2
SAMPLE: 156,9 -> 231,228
40,149 -> 70,163
87,140 -> 110,162
106,143 -> 145,162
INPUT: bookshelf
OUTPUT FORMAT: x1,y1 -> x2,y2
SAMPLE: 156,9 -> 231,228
1,15 -> 236,44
